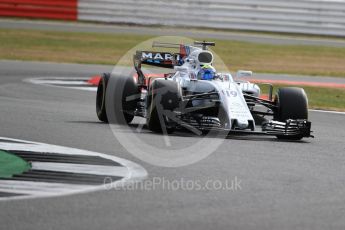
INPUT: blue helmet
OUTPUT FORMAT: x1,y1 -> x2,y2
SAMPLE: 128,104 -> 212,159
198,65 -> 215,80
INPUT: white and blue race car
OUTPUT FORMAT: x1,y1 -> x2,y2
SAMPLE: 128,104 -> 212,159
96,41 -> 312,140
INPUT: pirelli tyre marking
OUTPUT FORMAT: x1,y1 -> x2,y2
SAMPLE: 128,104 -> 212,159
0,137 -> 147,201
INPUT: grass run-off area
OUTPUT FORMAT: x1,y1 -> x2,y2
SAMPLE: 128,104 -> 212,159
259,84 -> 345,112
0,28 -> 344,111
0,150 -> 31,178
1,28 -> 345,77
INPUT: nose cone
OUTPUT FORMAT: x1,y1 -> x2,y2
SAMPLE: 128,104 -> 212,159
216,82 -> 255,130
236,118 -> 249,129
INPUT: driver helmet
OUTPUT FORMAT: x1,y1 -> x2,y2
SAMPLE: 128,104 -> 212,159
197,64 -> 216,80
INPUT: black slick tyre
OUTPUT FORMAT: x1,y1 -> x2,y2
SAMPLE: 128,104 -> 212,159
274,87 -> 308,140
147,79 -> 182,134
96,73 -> 110,123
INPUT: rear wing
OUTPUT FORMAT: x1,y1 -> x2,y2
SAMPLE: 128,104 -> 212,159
133,41 -> 209,85
133,51 -> 182,86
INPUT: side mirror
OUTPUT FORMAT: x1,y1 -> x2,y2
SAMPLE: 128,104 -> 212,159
236,70 -> 253,78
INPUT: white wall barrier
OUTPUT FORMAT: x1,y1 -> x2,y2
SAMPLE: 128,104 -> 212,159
78,0 -> 345,36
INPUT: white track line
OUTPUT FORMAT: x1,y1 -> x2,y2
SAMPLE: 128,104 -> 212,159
24,77 -> 97,92
31,162 -> 129,177
0,180 -> 94,196
309,109 -> 345,115
68,87 -> 97,91
0,137 -> 147,201
29,80 -> 89,85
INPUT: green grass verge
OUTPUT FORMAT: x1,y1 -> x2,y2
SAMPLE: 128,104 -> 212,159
259,84 -> 345,111
0,28 -> 344,111
0,150 -> 31,178
1,28 -> 345,77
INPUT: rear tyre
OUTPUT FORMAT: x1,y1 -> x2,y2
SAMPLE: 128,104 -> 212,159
96,73 -> 110,123
274,87 -> 308,140
147,79 -> 182,134
109,74 -> 139,124
96,73 -> 139,124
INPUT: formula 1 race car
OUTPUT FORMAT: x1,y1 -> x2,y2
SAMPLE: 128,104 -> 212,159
96,41 -> 312,140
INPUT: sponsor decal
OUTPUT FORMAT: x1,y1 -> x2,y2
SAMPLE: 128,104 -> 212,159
141,52 -> 180,61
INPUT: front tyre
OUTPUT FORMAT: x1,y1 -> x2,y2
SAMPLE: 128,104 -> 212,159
147,79 -> 182,134
274,87 -> 308,140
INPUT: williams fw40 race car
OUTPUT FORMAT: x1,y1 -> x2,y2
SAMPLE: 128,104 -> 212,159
96,41 -> 313,140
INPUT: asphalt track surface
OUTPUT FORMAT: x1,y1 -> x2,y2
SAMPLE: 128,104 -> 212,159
1,60 -> 345,230
1,18 -> 345,47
